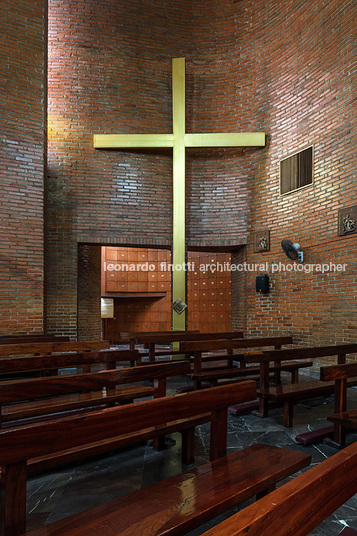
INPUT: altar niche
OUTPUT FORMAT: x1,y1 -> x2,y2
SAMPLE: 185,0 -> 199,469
94,58 -> 265,330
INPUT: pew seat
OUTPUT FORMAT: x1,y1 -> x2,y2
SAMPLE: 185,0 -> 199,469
328,409 -> 357,428
24,444 -> 311,536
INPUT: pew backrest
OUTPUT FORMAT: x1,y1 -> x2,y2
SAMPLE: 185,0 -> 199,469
136,331 -> 245,345
120,330 -> 197,340
0,361 -> 191,404
0,336 -> 70,345
0,381 -> 256,465
0,349 -> 139,376
320,362 -> 357,381
0,340 -> 110,357
180,336 -> 293,353
245,344 -> 357,364
181,336 -> 294,377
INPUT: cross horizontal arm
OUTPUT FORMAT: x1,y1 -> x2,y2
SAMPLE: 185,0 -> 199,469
94,134 -> 174,149
184,132 -> 265,148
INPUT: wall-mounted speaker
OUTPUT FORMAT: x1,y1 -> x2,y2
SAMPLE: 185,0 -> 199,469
256,274 -> 269,294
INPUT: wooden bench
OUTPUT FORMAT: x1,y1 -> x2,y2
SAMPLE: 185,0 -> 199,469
0,361 -> 197,474
0,360 -> 189,428
0,382 -> 312,536
189,361 -> 313,385
246,344 -> 357,427
135,330 -> 244,362
180,337 -> 308,390
0,340 -> 112,377
320,362 -> 357,448
0,340 -> 110,357
200,440 -> 357,536
0,335 -> 70,344
120,330 -> 199,349
0,348 -> 139,379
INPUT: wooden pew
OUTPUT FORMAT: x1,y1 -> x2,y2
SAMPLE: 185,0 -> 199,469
246,344 -> 357,427
0,340 -> 110,357
0,361 -> 195,472
135,330 -> 244,362
0,349 -> 139,378
120,330 -> 198,349
0,382 -> 312,536
320,362 -> 357,448
0,361 -> 189,425
0,335 -> 70,344
0,361 -> 166,426
180,337 -> 309,390
200,441 -> 357,536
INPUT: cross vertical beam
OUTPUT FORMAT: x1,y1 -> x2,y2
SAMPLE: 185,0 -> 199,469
172,58 -> 186,331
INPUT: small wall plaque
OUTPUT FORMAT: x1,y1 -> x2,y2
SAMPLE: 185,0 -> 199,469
338,205 -> 357,236
253,230 -> 270,252
101,298 -> 114,318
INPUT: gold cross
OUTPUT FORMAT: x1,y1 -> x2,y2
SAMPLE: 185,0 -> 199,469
94,58 -> 265,331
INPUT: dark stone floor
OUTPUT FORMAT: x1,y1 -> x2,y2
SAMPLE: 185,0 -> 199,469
26,374 -> 357,535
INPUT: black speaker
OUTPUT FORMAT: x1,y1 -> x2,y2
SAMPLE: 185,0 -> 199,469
256,274 -> 269,294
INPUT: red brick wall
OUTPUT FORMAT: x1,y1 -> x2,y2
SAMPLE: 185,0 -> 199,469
46,0 -> 253,335
78,244 -> 102,341
0,0 -> 46,335
46,0 -> 191,336
186,0 -> 261,248
46,0 -> 356,349
240,0 -> 357,359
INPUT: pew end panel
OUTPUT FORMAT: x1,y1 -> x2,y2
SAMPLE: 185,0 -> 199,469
320,362 -> 357,448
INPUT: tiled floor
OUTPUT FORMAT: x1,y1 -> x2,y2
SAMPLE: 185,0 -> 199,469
26,374 -> 357,535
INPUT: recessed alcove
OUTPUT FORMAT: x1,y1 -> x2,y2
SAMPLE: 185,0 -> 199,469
101,246 -> 231,342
